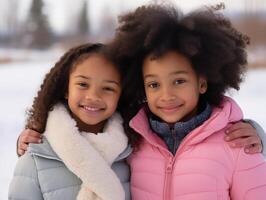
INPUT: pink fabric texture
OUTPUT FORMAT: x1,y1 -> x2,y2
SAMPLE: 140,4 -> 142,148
128,97 -> 266,200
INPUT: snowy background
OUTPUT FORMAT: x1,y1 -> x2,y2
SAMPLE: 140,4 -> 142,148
0,0 -> 266,199
0,49 -> 266,199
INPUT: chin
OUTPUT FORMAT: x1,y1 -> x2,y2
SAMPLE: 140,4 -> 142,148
161,118 -> 179,124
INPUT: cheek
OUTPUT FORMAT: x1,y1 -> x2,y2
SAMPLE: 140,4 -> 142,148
186,92 -> 200,108
146,95 -> 157,110
107,94 -> 120,109
67,89 -> 79,100
145,87 -> 152,99
146,90 -> 158,102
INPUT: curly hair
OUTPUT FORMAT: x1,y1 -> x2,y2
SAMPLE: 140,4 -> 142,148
109,3 -> 249,147
26,43 -> 119,133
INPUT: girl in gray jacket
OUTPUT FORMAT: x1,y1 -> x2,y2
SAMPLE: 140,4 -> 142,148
8,43 -> 131,200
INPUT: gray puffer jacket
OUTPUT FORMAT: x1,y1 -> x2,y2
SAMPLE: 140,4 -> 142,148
9,104 -> 132,200
8,139 -> 132,200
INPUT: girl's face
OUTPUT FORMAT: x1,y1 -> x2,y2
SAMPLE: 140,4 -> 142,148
66,54 -> 121,133
143,51 -> 207,124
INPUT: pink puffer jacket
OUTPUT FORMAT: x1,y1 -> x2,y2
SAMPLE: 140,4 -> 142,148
128,97 -> 266,200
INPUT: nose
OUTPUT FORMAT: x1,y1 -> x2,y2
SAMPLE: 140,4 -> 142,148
85,87 -> 101,101
160,86 -> 176,102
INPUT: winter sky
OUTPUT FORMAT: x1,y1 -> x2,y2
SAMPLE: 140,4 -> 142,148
1,0 -> 266,33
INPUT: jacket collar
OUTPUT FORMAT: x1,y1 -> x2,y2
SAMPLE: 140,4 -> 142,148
29,103 -> 128,200
129,107 -> 168,150
28,137 -> 132,162
28,137 -> 60,161
149,103 -> 212,154
130,96 -> 243,147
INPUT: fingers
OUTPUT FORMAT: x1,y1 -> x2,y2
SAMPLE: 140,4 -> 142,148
224,121 -> 263,154
225,121 -> 252,134
18,142 -> 28,151
224,129 -> 255,141
18,149 -> 25,156
244,144 -> 263,154
17,129 -> 42,156
20,134 -> 42,144
22,129 -> 42,139
17,141 -> 28,156
227,136 -> 260,148
20,129 -> 42,144
225,122 -> 255,142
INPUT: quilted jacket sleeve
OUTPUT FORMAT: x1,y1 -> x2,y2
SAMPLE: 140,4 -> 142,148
230,149 -> 266,200
244,119 -> 266,158
8,153 -> 43,200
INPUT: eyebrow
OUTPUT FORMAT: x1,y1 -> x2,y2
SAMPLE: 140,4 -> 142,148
74,75 -> 120,85
74,75 -> 90,80
144,70 -> 188,79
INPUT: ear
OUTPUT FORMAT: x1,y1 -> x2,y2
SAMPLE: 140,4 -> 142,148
199,76 -> 207,94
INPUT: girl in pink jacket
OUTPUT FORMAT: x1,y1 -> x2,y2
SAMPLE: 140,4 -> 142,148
110,4 -> 266,200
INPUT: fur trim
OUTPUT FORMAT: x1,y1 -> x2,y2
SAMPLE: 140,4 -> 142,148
44,104 -> 127,200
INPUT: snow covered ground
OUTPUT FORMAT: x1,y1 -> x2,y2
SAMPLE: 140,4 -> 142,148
0,60 -> 54,199
0,59 -> 265,199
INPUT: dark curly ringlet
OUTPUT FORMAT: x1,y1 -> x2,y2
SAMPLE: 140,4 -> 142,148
109,3 -> 249,148
26,43 -> 120,134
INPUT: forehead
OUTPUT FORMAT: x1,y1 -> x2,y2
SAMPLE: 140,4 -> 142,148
143,51 -> 193,74
71,54 -> 121,80
73,54 -> 119,72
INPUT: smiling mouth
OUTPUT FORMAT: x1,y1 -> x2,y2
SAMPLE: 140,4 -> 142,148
82,105 -> 105,112
159,105 -> 182,113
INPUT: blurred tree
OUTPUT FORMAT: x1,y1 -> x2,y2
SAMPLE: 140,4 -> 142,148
78,0 -> 90,36
58,0 -> 90,47
240,0 -> 266,48
0,0 -> 19,47
23,0 -> 53,49
6,0 -> 19,38
244,0 -> 266,13
96,4 -> 116,42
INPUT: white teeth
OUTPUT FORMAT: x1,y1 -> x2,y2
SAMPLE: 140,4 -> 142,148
83,106 -> 101,111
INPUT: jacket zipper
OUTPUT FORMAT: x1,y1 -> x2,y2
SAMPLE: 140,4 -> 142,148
163,129 -> 195,200
170,127 -> 177,155
131,119 -> 197,199
164,156 -> 174,200
163,127 -> 179,200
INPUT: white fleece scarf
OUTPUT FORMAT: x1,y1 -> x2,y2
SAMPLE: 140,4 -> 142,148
44,104 -> 128,200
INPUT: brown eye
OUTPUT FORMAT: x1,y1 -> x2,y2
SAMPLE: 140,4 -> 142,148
77,82 -> 88,88
147,82 -> 160,89
174,79 -> 185,85
103,87 -> 115,92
